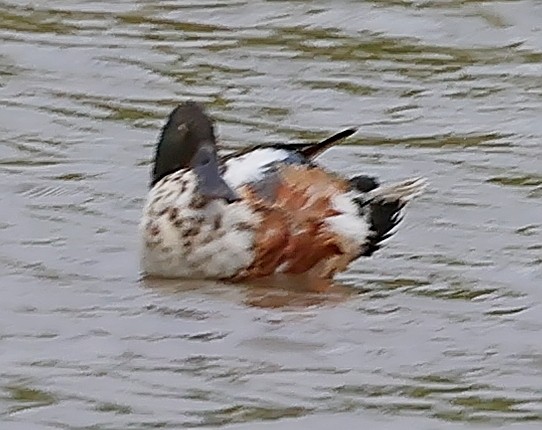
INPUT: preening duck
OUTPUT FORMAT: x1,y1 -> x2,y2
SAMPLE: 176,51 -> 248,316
140,102 -> 426,282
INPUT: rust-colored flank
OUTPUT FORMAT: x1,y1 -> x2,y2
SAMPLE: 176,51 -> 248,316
232,165 -> 360,282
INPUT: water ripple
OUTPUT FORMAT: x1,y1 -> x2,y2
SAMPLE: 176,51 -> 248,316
1,0 -> 542,428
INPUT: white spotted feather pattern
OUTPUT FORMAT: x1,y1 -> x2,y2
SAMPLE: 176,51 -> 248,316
140,170 -> 258,279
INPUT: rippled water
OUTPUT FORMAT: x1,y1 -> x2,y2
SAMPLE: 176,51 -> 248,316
1,0 -> 542,428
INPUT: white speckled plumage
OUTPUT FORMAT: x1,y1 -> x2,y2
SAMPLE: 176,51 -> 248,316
140,101 -> 426,282
141,168 -> 427,280
140,170 -> 259,279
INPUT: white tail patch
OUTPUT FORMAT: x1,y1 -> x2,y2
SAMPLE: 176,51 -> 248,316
325,191 -> 370,249
324,178 -> 427,255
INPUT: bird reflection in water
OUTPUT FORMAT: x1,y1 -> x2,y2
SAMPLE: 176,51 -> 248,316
140,275 -> 358,309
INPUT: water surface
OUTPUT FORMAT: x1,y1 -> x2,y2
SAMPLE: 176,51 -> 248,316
1,0 -> 542,428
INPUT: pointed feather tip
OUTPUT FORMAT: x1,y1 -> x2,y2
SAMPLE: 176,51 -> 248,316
341,127 -> 358,137
402,177 -> 429,199
402,177 -> 428,202
368,177 -> 428,203
321,127 -> 358,143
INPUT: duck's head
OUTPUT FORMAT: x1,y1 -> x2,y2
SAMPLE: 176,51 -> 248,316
151,101 -> 239,203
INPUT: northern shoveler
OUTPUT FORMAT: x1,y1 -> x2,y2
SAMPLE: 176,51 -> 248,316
140,102 -> 426,282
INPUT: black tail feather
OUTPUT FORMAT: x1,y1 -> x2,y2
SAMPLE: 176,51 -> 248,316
354,177 -> 426,257
360,200 -> 406,256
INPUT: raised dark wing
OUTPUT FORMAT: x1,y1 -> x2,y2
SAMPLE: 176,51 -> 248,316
220,128 -> 357,162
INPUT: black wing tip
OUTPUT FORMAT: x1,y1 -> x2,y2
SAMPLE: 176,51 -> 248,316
319,127 -> 358,145
217,127 -> 359,162
299,127 -> 358,159
338,127 -> 358,138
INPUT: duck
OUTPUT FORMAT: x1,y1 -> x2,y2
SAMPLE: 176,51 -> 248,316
140,101 -> 426,283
